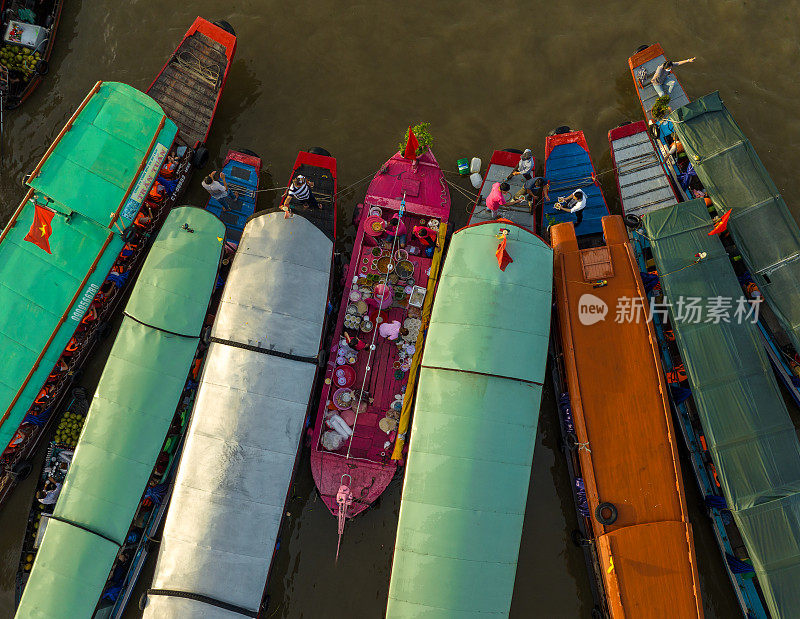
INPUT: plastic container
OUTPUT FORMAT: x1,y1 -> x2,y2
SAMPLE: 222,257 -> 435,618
457,158 -> 470,175
470,157 -> 482,174
470,172 -> 483,189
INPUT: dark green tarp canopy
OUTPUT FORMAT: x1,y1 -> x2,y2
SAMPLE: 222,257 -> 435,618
670,91 -> 800,355
644,199 -> 800,619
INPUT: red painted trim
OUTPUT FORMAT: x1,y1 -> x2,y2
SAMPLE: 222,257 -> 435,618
144,17 -> 236,144
608,121 -> 647,142
627,43 -> 690,124
455,217 -> 551,247
225,150 -> 262,175
544,130 -> 589,162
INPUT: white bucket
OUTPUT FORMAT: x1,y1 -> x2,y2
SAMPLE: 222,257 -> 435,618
470,157 -> 481,174
470,172 -> 483,189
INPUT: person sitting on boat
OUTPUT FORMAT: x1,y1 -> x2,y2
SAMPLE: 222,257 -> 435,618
202,170 -> 240,212
553,189 -> 587,225
667,138 -> 685,160
486,182 -> 524,220
384,213 -> 407,248
343,330 -> 367,352
516,176 -> 550,205
650,57 -> 695,98
509,149 -> 535,180
378,320 -> 409,341
412,225 -> 439,257
366,283 -> 394,311
282,175 -> 319,218
36,477 -> 63,506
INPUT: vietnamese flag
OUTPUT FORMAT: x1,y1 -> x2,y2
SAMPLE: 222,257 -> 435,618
496,236 -> 513,271
403,126 -> 420,160
708,209 -> 732,236
24,204 -> 56,253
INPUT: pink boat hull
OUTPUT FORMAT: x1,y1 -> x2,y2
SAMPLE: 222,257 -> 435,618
310,148 -> 451,520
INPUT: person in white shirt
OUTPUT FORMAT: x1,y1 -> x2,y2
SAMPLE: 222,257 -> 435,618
554,189 -> 587,225
201,170 -> 239,211
37,478 -> 62,505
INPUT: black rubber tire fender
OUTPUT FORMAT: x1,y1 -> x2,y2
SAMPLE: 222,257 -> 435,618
548,125 -> 572,136
635,44 -> 650,53
595,501 -> 618,525
192,144 -> 210,169
502,148 -> 523,154
12,460 -> 33,481
212,20 -> 236,36
308,146 -> 332,157
238,148 -> 259,158
35,60 -> 48,75
624,213 -> 642,229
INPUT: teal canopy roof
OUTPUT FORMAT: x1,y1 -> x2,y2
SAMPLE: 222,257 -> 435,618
644,200 -> 800,619
670,91 -> 800,356
16,207 -> 223,619
0,82 -> 177,451
386,221 -> 553,617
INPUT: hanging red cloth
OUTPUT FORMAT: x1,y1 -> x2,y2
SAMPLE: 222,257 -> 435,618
496,234 -> 513,271
708,209 -> 732,236
403,126 -> 419,160
24,203 -> 56,254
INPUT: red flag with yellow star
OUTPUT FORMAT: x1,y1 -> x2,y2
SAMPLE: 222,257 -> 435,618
24,204 -> 55,254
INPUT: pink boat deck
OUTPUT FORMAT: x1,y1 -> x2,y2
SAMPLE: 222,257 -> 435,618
310,149 -> 450,519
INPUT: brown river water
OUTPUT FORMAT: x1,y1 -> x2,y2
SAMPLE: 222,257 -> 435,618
2,1 -> 799,617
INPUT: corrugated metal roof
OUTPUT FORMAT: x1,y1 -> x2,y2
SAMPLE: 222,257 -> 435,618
143,211 -> 333,618
386,221 -> 552,617
16,207 -> 224,619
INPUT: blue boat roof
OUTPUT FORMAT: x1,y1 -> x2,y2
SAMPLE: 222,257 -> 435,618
205,153 -> 260,243
543,132 -> 609,238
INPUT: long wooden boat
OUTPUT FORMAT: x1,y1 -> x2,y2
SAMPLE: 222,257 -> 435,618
627,45 -> 800,409
0,17 -> 235,511
468,149 -> 537,230
386,218 -> 553,616
551,215 -> 703,618
15,207 -> 226,618
610,120 -> 794,619
309,147 -> 451,530
639,199 -> 800,619
146,17 -> 235,159
139,154 -> 338,618
0,82 -> 179,509
0,0 -> 64,109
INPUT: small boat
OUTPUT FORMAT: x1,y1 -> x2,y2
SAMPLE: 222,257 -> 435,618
139,153 -> 337,618
0,0 -> 64,109
205,148 -> 262,244
628,43 -> 690,126
550,213 -> 703,618
146,17 -> 236,165
386,218 -> 553,617
309,147 -> 451,534
0,81 -> 179,510
15,206 -> 226,619
541,128 -> 609,238
0,17 -> 235,511
468,149 -> 537,230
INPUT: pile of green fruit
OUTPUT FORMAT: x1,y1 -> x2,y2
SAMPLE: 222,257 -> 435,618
54,410 -> 86,448
0,44 -> 41,77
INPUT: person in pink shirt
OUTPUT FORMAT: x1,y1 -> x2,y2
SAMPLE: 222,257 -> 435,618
378,320 -> 409,341
485,182 -> 522,219
365,283 -> 393,311
384,213 -> 407,247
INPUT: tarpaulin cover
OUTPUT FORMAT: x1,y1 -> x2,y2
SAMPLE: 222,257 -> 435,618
16,207 -> 223,619
386,221 -> 552,617
670,91 -> 800,356
644,199 -> 800,619
0,82 -> 177,451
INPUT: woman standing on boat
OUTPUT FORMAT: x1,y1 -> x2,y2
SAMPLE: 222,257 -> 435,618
651,57 -> 695,97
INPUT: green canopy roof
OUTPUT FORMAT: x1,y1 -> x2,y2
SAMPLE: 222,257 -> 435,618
16,207 -> 224,619
386,222 -> 553,618
644,200 -> 800,619
0,82 -> 177,451
670,91 -> 800,356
